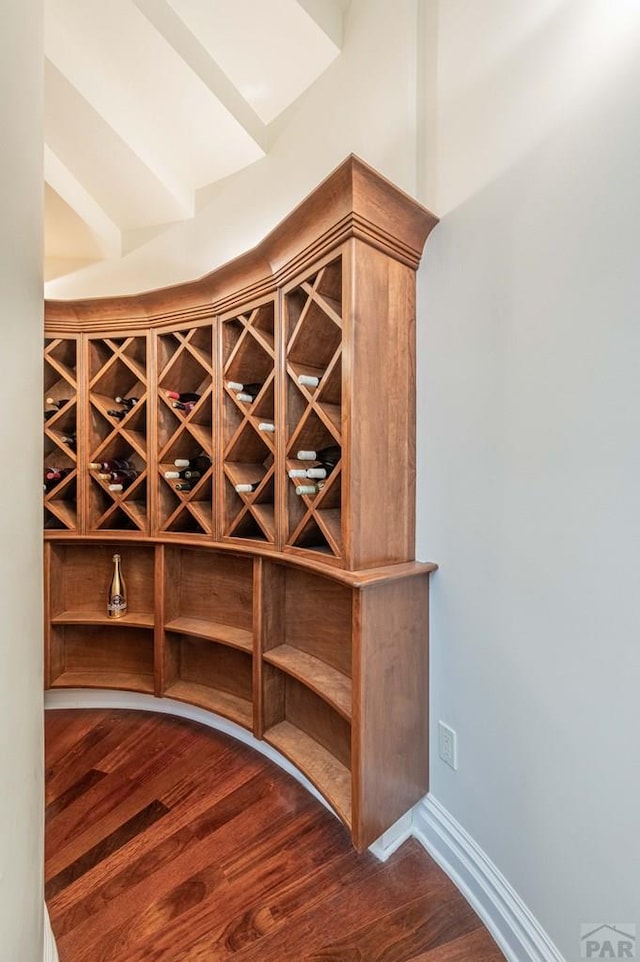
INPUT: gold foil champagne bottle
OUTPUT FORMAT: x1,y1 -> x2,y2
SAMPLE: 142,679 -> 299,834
107,553 -> 127,618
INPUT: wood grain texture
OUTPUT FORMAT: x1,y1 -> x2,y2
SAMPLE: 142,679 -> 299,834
46,709 -> 504,962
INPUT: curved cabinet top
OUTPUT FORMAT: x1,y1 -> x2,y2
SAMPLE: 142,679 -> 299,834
45,155 -> 438,333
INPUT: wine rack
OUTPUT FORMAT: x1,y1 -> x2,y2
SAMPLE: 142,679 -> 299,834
87,334 -> 149,533
44,336 -> 79,531
284,255 -> 343,560
156,324 -> 214,536
44,156 -> 439,851
221,297 -> 277,548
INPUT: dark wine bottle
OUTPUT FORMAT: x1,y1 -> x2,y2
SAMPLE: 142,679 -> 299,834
173,454 -> 211,471
164,469 -> 201,480
114,396 -> 139,410
44,409 -> 57,421
175,480 -> 194,491
98,469 -> 138,485
43,467 -> 71,491
166,390 -> 201,403
89,458 -> 133,472
60,434 -> 77,451
45,397 -> 70,409
226,380 -> 262,395
107,409 -> 127,421
295,445 -> 341,467
108,474 -> 137,492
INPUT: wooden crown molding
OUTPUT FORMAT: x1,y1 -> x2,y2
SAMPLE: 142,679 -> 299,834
45,155 -> 439,333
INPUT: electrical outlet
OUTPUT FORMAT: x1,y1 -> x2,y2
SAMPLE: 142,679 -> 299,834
438,721 -> 457,770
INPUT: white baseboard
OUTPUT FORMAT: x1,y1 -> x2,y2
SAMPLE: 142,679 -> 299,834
43,904 -> 58,962
412,794 -> 566,962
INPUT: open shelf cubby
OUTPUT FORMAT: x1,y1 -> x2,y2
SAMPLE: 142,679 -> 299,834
44,156 -> 439,850
163,633 -> 253,730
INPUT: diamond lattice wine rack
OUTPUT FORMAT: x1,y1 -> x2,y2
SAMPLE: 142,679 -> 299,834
44,336 -> 79,531
157,324 -> 214,536
87,334 -> 149,533
284,255 -> 343,560
43,156 -> 439,851
221,297 -> 276,548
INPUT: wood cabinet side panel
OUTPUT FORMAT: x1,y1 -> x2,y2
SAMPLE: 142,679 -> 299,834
352,575 -> 429,850
345,242 -> 417,569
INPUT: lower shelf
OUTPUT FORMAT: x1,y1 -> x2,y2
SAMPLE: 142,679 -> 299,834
48,624 -> 155,693
265,720 -> 352,827
164,679 -> 252,729
164,632 -> 253,732
50,669 -> 154,694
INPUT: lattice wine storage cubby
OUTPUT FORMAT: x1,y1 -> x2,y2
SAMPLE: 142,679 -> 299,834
221,298 -> 277,547
156,324 -> 214,536
44,336 -> 79,531
87,334 -> 149,533
284,255 -> 343,561
43,156 -> 439,851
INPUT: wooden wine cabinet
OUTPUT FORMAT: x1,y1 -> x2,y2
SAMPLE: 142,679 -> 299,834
43,156 -> 438,851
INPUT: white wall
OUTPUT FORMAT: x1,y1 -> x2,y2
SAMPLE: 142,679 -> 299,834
0,1 -> 44,958
418,1 -> 640,958
46,0 -> 422,299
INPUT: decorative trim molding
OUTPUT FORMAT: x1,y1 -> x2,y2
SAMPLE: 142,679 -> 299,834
43,904 -> 59,962
412,795 -> 566,962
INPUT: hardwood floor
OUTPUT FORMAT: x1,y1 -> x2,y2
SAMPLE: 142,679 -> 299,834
45,709 -> 505,962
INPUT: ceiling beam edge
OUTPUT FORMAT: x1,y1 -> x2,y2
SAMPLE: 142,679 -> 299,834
131,0 -> 270,154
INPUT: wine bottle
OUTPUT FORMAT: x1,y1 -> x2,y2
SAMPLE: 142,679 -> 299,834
295,445 -> 341,466
107,554 -> 127,618
107,409 -> 127,421
235,481 -> 260,493
108,477 -> 137,492
226,380 -> 262,395
43,467 -> 71,491
164,469 -> 201,480
44,466 -> 71,481
166,391 -> 200,403
45,397 -> 70,409
173,454 -> 211,471
172,400 -> 196,413
44,409 -> 57,421
295,482 -> 325,496
175,480 -> 194,491
297,374 -> 320,388
114,396 -> 139,410
89,458 -> 133,472
288,468 -> 308,478
98,469 -> 138,484
61,434 -> 77,450
258,422 -> 275,433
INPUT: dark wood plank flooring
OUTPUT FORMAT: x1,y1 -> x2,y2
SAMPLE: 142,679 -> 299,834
45,709 -> 505,962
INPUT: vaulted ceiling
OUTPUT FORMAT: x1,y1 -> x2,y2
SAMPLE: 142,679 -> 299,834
44,0 -> 349,281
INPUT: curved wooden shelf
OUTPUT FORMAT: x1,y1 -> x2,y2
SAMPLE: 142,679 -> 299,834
263,644 -> 351,720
